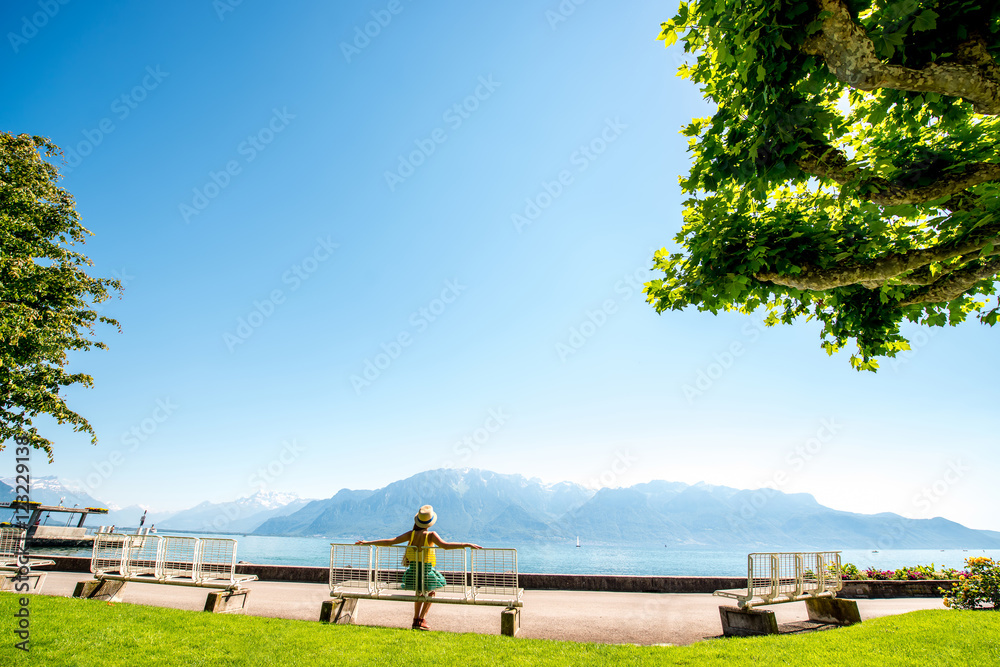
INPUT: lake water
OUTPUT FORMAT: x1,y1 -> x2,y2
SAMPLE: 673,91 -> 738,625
44,532 -> 1000,576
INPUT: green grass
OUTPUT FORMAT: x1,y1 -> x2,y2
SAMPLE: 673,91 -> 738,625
1,593 -> 997,666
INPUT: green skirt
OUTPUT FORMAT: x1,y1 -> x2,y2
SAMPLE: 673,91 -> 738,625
401,563 -> 446,591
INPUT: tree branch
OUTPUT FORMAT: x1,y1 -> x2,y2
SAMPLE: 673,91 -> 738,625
802,0 -> 1000,115
900,257 -> 1000,305
797,145 -> 1000,207
755,227 -> 1000,290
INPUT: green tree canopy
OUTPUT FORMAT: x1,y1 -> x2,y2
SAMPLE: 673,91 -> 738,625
647,0 -> 1000,369
1,132 -> 120,460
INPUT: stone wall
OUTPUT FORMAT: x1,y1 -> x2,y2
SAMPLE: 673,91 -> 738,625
40,556 -> 957,596
839,579 -> 958,598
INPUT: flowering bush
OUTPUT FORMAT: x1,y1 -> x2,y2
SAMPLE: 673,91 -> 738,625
864,567 -> 894,580
942,557 -> 1000,610
892,564 -> 964,581
838,563 -> 966,581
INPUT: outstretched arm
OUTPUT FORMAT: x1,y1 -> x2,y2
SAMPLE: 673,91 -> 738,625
355,531 -> 410,546
428,532 -> 482,549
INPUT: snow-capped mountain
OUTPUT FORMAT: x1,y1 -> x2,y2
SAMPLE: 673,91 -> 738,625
252,468 -> 1000,549
156,490 -> 311,534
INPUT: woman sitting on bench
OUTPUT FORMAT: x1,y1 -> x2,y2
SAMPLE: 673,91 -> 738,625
356,504 -> 481,630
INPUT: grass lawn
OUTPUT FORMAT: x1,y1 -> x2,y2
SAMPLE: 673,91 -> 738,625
1,593 -> 997,666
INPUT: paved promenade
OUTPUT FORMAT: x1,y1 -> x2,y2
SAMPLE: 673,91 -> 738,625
36,571 -> 944,645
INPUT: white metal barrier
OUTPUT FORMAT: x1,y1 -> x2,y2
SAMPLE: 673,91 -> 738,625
714,551 -> 843,609
329,543 -> 522,607
91,533 -> 257,591
0,526 -> 55,569
0,526 -> 54,592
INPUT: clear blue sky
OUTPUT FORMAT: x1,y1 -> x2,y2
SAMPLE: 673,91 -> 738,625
2,1 -> 997,531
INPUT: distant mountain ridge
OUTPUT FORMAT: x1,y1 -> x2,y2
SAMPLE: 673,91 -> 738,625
5,470 -> 999,550
251,468 -> 1000,549
0,478 -> 308,534
157,491 -> 311,533
0,476 -> 175,528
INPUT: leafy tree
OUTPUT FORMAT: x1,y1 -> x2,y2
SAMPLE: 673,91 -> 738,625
1,132 -> 121,460
647,0 -> 1000,369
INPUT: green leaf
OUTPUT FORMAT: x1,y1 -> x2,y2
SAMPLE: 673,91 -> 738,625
658,24 -> 678,47
912,9 -> 938,32
647,0 -> 1000,372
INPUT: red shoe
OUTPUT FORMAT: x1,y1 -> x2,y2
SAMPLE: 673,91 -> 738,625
416,619 -> 430,631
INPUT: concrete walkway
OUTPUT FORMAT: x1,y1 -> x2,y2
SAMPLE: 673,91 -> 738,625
36,571 -> 945,645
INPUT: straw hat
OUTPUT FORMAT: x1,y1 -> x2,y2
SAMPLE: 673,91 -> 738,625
414,505 -> 437,529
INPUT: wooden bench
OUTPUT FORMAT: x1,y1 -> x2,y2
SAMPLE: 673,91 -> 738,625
73,533 -> 257,612
322,543 -> 523,636
0,526 -> 55,592
714,551 -> 860,636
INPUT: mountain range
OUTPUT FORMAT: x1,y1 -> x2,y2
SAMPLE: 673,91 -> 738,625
0,477 -> 308,534
4,470 -> 999,550
252,468 -> 1000,549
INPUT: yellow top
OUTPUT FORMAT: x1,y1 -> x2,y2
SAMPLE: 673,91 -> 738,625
404,530 -> 435,566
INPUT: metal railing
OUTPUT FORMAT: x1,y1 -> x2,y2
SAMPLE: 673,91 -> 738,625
0,526 -> 55,570
91,533 -> 256,591
715,551 -> 843,609
330,543 -> 522,607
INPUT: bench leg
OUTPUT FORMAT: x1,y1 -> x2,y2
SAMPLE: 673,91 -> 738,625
501,607 -> 520,637
74,579 -> 127,602
205,589 -> 251,614
718,605 -> 778,637
0,572 -> 46,593
320,598 -> 359,624
805,597 -> 862,626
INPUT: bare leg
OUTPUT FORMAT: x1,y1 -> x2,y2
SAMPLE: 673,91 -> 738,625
418,592 -> 435,619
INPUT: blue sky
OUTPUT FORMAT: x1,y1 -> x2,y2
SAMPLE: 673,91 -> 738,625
2,1 -> 998,532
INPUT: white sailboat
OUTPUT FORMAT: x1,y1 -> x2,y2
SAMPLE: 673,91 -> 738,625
576,536 -> 580,548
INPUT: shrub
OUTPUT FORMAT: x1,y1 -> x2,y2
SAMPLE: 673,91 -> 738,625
942,557 -> 1000,610
839,562 -> 966,581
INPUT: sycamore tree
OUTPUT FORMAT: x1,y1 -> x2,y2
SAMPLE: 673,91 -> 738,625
1,132 -> 121,460
646,0 -> 1000,369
